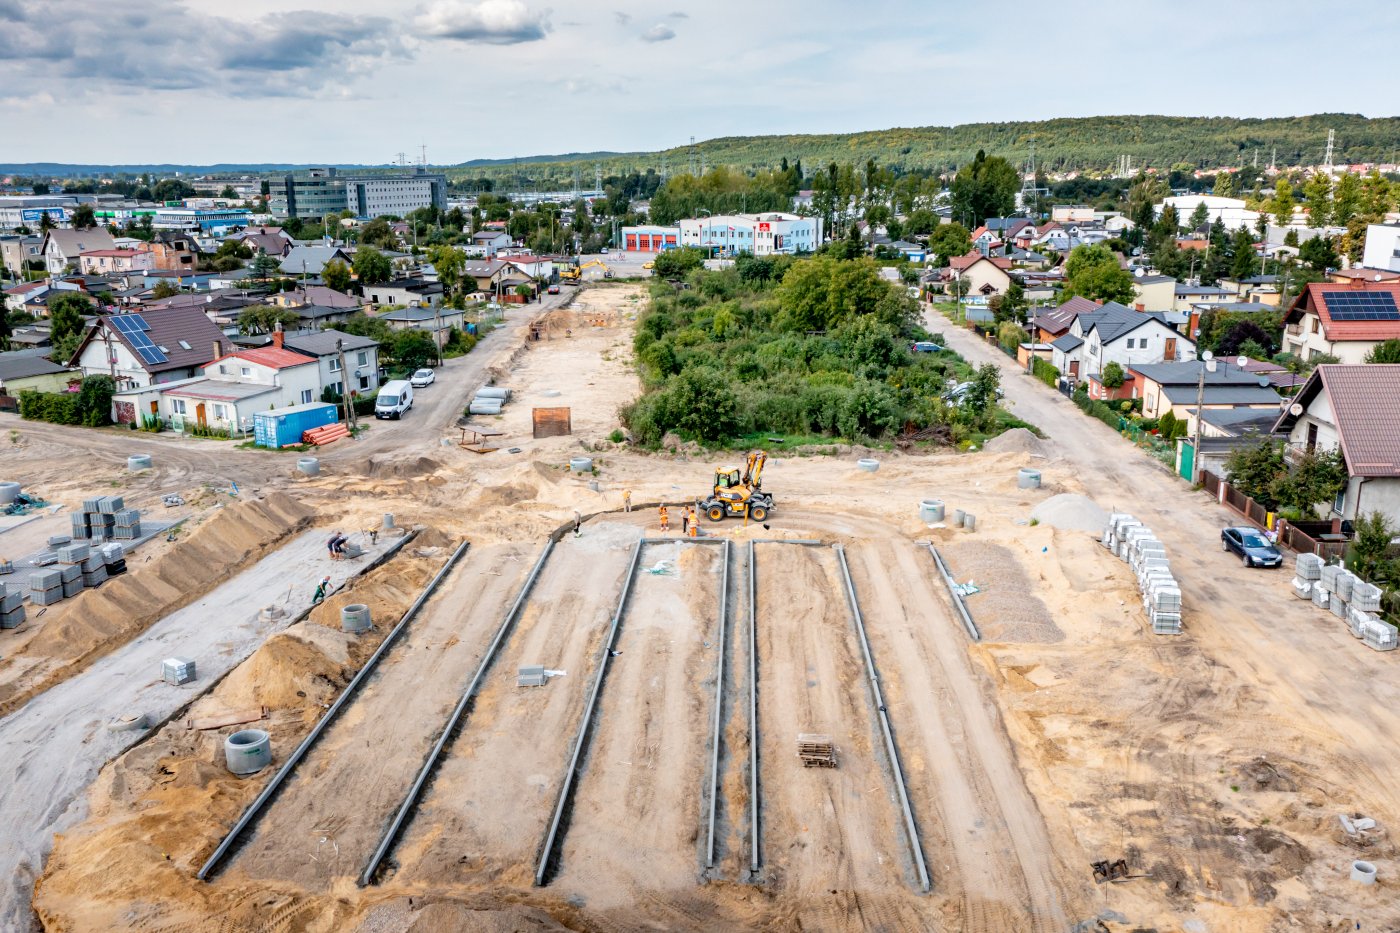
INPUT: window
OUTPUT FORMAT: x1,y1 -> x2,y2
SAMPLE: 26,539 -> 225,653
359,373 -> 370,390
300,389 -> 313,404
213,404 -> 226,420
329,357 -> 341,372
1310,317 -> 1320,334
240,366 -> 251,377
330,380 -> 343,396
1334,487 -> 1347,516
357,351 -> 368,366
172,399 -> 186,414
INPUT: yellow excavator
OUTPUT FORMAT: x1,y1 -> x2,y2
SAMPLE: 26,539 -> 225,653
559,259 -> 613,283
702,450 -> 775,522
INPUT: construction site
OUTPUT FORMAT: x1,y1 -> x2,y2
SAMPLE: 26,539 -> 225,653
1,282 -> 1397,933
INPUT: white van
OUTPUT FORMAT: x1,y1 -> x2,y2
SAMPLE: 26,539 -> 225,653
375,380 -> 414,419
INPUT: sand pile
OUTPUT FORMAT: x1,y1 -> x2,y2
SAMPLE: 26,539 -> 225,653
0,493 -> 314,718
360,455 -> 443,479
1030,493 -> 1108,534
982,427 -> 1046,456
942,540 -> 1062,643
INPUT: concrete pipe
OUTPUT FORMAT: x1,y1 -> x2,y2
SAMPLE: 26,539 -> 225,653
919,499 -> 945,523
297,457 -> 320,476
477,386 -> 511,399
0,482 -> 20,505
225,729 -> 273,775
856,458 -> 880,472
1351,860 -> 1377,885
106,713 -> 149,733
953,509 -> 965,527
127,454 -> 153,472
341,603 -> 372,634
468,401 -> 503,415
383,513 -> 396,530
569,457 -> 594,474
1017,468 -> 1042,489
963,513 -> 977,532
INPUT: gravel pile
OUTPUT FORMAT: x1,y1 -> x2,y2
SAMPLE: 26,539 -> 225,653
1030,494 -> 1108,534
982,428 -> 1046,456
943,541 -> 1063,644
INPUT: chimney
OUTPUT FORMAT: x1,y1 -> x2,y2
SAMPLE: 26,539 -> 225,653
272,323 -> 284,349
213,339 -> 223,360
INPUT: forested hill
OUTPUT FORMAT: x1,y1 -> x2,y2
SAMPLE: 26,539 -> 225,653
451,114 -> 1400,187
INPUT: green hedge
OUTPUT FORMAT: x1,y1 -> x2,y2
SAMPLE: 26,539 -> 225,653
18,375 -> 114,427
1031,357 -> 1059,388
1072,388 -> 1123,430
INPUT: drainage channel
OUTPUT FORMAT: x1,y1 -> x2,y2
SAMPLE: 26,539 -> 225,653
359,538 -> 557,886
534,538 -> 647,886
833,544 -> 932,893
927,544 -> 980,642
197,538 -> 471,882
702,539 -> 732,871
746,538 -> 825,880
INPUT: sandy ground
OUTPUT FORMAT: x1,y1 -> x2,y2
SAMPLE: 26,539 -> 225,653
0,522 -> 397,931
14,283 -> 1400,931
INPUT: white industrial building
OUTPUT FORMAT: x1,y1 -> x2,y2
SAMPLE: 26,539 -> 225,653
674,212 -> 821,256
1157,195 -> 1260,232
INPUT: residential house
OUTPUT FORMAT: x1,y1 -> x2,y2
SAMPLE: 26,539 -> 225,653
1272,364 -> 1400,523
501,255 -> 553,282
362,278 -> 443,308
0,352 -> 75,395
1006,247 -> 1050,270
161,334 -> 321,432
943,251 -> 1012,300
467,230 -> 511,258
68,307 -> 233,389
1131,274 -> 1177,313
462,259 -> 530,295
1218,274 -> 1282,305
283,329 -> 381,399
888,240 -> 928,263
1282,281 -> 1400,363
1031,296 -> 1101,343
1188,407 -> 1281,439
0,234 -> 44,278
4,279 -> 50,313
231,226 -> 295,257
1329,267 -> 1400,286
376,305 -> 466,349
42,228 -> 116,274
1130,360 -> 1283,424
1359,223 -> 1400,274
270,285 -> 362,327
150,231 -> 199,272
279,245 -> 352,278
79,248 -> 154,275
1174,284 -> 1232,312
1052,302 -> 1193,386
970,219 -> 1031,250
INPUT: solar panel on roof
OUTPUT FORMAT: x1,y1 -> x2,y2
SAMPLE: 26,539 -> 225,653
136,346 -> 168,365
1322,290 -> 1400,321
110,315 -> 137,335
126,313 -> 150,331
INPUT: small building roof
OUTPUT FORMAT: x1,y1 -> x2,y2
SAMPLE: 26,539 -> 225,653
210,346 -> 317,370
0,354 -> 71,382
1284,282 -> 1400,342
283,329 -> 379,357
160,379 -> 277,402
1129,360 -> 1269,386
1160,384 -> 1283,406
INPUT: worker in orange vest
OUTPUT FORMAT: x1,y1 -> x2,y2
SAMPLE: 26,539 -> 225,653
658,505 -> 669,532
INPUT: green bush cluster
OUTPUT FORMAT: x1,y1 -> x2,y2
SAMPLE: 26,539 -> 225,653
623,256 -> 1005,447
1071,384 -> 1124,431
18,375 -> 115,427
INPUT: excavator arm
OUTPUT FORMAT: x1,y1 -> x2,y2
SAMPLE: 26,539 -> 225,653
741,451 -> 766,489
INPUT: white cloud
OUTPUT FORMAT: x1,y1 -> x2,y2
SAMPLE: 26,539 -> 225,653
641,23 -> 675,42
613,11 -> 631,24
416,0 -> 552,44
669,10 -> 688,18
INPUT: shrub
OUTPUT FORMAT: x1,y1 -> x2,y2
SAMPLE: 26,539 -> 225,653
1031,356 -> 1059,387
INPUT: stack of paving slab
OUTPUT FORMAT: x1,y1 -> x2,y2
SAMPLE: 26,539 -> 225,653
1102,513 -> 1181,635
72,495 -> 141,541
1,583 -> 24,629
469,385 -> 511,416
101,543 -> 128,577
1296,553 -> 1396,652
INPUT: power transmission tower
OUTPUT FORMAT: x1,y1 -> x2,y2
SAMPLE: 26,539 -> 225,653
1270,147 -> 1277,172
573,166 -> 580,200
594,163 -> 603,197
419,144 -> 427,167
396,151 -> 406,167
1323,128 -> 1335,175
688,136 -> 697,177
1020,142 -> 1048,218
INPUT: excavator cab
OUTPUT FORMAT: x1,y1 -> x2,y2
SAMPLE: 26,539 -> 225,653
714,467 -> 744,499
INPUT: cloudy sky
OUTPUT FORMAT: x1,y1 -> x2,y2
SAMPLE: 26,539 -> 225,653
4,0 -> 1399,165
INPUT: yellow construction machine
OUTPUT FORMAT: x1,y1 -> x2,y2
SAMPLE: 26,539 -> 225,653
702,450 -> 775,522
559,259 -> 613,283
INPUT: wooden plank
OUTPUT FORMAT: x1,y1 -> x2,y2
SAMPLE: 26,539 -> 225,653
186,706 -> 268,731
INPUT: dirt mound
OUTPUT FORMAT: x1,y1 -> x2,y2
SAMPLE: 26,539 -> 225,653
982,427 -> 1046,456
0,493 -> 315,718
360,455 -> 443,479
1030,493 -> 1108,533
217,628 -> 353,709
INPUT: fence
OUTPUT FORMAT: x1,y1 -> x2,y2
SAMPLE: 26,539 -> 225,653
1199,470 -> 1350,560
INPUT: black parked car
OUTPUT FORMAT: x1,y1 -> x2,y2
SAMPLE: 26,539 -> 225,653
1221,526 -> 1283,568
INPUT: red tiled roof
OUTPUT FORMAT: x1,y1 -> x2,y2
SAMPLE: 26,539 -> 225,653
1301,365 -> 1400,477
949,250 -> 1013,272
1331,268 -> 1400,283
1287,282 -> 1400,341
210,347 -> 317,370
80,249 -> 142,257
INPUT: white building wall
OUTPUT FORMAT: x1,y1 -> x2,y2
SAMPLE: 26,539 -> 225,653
1361,224 -> 1400,273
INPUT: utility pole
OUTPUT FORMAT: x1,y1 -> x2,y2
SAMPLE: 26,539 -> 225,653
1191,351 -> 1214,484
335,337 -> 352,429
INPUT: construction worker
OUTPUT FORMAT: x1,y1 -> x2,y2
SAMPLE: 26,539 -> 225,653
312,576 -> 330,605
681,508 -> 690,536
659,504 -> 669,532
688,516 -> 699,538
622,489 -> 632,513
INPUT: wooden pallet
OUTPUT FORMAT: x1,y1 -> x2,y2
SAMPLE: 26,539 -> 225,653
797,733 -> 837,768
186,706 -> 268,731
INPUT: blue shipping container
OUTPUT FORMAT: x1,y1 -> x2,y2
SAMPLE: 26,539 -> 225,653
253,403 -> 339,448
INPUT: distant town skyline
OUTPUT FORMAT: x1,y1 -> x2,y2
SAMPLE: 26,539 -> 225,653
4,0 -> 1399,164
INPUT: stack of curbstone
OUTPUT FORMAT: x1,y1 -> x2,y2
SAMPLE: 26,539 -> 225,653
81,553 -> 108,588
1103,513 -> 1181,634
112,507 -> 142,541
28,568 -> 63,606
57,543 -> 89,598
1,584 -> 25,629
73,495 -> 128,541
1304,559 -> 1397,651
